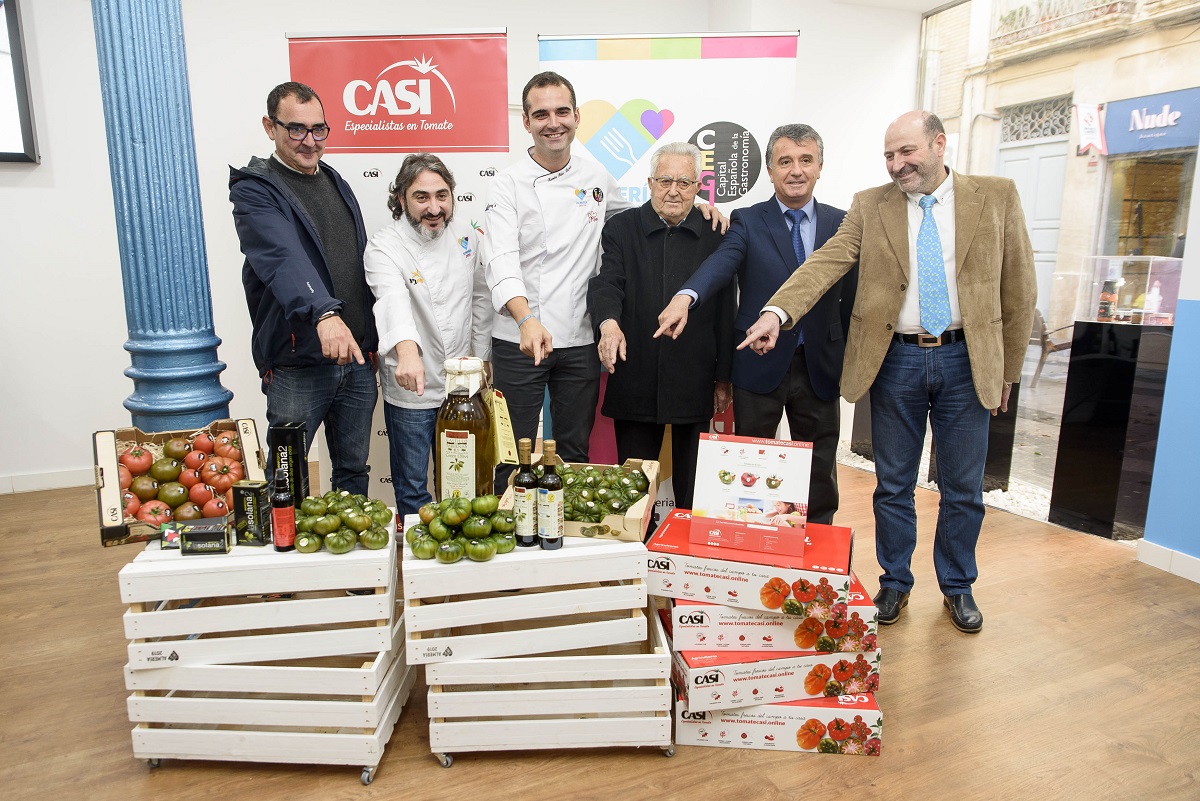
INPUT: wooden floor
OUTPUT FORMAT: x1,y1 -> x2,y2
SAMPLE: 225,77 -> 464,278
3,466 -> 1198,801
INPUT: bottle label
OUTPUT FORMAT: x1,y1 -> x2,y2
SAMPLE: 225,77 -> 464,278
514,486 -> 537,540
537,487 -> 564,542
272,506 -> 295,548
439,430 -> 476,499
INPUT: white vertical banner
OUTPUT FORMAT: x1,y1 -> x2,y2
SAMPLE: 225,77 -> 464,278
539,32 -> 799,212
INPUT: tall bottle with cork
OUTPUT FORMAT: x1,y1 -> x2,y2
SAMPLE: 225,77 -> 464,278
271,473 -> 295,552
537,439 -> 564,551
435,357 -> 494,500
513,437 -> 539,547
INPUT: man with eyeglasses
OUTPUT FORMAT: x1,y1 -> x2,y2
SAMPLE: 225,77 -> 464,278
230,81 -> 377,494
655,124 -> 857,525
586,143 -> 734,515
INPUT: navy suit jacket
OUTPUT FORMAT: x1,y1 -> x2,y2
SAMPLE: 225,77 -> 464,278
684,197 -> 858,400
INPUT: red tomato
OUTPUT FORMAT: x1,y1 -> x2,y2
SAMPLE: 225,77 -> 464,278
201,497 -> 229,518
122,490 -> 140,518
189,483 -> 220,506
118,464 -> 133,490
827,717 -> 852,742
177,467 -> 203,489
831,659 -> 855,683
183,450 -> 208,470
215,432 -> 242,461
200,458 -> 238,493
119,445 -> 153,475
192,432 -> 216,454
136,500 -> 172,525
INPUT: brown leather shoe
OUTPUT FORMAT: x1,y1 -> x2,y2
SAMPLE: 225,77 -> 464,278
873,587 -> 910,625
944,594 -> 983,633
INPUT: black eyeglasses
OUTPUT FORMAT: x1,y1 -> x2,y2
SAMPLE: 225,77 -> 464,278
652,177 -> 696,190
271,117 -> 330,141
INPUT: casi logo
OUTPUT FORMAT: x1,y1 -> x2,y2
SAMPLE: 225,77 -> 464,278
479,168 -> 496,177
837,694 -> 871,705
377,430 -> 388,437
363,168 -> 381,178
694,670 -> 723,686
680,710 -> 707,722
456,193 -> 474,202
849,592 -> 865,601
648,556 -> 672,570
343,54 -> 456,117
380,476 -> 393,484
678,612 -> 707,625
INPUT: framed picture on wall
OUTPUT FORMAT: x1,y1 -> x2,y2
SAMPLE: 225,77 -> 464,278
1,0 -> 38,163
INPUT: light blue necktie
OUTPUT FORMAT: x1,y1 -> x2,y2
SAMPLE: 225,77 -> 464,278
786,208 -> 806,345
917,195 -> 951,337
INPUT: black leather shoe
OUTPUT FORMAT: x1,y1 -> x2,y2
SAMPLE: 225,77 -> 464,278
944,594 -> 983,633
873,587 -> 910,625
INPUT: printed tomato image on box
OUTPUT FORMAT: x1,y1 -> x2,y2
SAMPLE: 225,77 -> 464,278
675,692 -> 882,755
646,510 -> 852,616
667,572 -> 878,653
668,631 -> 881,712
689,433 -> 813,556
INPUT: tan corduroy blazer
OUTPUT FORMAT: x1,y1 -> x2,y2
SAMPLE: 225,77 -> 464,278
767,172 -> 1037,410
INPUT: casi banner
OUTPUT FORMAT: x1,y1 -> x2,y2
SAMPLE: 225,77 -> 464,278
288,30 -> 509,153
539,33 -> 798,209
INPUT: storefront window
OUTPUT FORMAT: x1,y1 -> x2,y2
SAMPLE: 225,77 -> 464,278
1101,149 -> 1194,258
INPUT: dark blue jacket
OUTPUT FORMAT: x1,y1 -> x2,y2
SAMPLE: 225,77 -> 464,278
229,157 -> 377,377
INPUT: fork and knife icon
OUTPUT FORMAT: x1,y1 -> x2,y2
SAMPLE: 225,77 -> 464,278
585,113 -> 652,178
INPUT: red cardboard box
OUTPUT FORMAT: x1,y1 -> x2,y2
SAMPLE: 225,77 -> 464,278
647,510 -> 853,616
669,635 -> 881,712
689,433 -> 813,556
668,573 -> 878,653
674,692 -> 882,755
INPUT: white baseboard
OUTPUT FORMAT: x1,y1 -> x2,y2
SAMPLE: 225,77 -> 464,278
0,468 -> 95,494
1138,539 -> 1200,586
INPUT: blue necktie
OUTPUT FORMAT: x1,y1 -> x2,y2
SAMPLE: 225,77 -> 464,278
917,195 -> 951,337
786,208 -> 806,345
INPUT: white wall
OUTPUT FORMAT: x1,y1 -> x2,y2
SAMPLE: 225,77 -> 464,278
0,0 -> 921,491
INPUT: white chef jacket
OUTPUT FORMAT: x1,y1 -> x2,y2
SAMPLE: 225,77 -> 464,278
483,147 -> 636,348
364,217 -> 492,409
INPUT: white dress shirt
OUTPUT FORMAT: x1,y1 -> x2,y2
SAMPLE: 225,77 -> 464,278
483,147 -> 635,348
364,218 -> 492,409
896,169 -> 961,334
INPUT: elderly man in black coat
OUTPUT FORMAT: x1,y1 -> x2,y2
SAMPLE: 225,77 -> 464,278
587,142 -> 735,513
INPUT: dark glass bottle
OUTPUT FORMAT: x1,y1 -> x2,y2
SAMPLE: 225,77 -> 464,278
513,438 -> 539,547
271,473 -> 296,552
537,440 -> 564,551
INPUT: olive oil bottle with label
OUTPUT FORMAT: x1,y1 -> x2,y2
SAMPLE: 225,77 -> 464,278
513,437 -> 539,547
536,439 -> 564,550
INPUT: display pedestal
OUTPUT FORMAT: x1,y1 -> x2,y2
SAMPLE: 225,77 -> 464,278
1049,321 -> 1172,538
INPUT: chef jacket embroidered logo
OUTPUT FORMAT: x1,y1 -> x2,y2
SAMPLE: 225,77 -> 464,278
592,187 -> 604,203
409,271 -> 424,285
574,188 -> 589,206
458,236 -> 472,258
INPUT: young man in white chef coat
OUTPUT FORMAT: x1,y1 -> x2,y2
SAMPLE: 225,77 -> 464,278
364,153 -> 492,518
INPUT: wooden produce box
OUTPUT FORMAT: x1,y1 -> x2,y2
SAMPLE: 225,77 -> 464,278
94,418 -> 267,547
424,604 -> 673,763
118,527 -> 410,782
500,457 -> 659,542
402,523 -> 648,665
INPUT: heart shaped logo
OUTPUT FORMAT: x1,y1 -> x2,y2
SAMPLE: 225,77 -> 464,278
640,109 -> 674,139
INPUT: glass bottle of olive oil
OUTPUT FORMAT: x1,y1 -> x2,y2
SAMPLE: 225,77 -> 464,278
435,357 -> 493,500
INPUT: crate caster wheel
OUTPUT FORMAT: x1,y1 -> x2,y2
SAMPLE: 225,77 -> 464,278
436,753 -> 453,768
662,746 -> 675,758
361,766 -> 376,785
147,758 -> 161,769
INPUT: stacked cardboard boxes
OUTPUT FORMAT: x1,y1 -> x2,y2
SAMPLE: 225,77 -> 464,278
647,509 -> 883,756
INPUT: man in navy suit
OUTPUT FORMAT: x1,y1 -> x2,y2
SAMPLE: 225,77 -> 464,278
655,124 -> 857,524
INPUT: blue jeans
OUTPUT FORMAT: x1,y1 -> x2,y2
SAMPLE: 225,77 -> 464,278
383,402 -> 438,518
869,339 -> 990,596
264,361 -> 377,495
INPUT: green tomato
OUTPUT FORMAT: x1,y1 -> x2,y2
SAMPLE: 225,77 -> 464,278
313,514 -> 342,536
351,493 -> 369,507
470,494 -> 500,516
418,502 -> 439,525
491,532 -> 516,554
405,523 -> 430,546
359,526 -> 390,550
440,497 -> 472,526
295,532 -> 323,553
465,537 -> 497,562
340,509 -> 373,533
324,527 -> 357,555
462,514 -> 492,538
489,511 -> 515,534
427,517 -> 454,542
300,497 -> 327,516
434,539 -> 465,564
366,505 -> 393,527
296,515 -> 317,533
410,535 -> 438,559
628,469 -> 650,492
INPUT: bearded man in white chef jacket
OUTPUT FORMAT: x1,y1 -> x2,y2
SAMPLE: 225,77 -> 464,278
483,71 -> 725,490
364,153 -> 492,518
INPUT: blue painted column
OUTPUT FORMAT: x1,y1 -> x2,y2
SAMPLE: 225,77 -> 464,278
92,0 -> 232,431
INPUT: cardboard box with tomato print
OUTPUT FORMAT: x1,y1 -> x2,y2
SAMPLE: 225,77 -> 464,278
93,418 -> 266,547
689,433 -> 813,556
666,615 -> 881,712
667,573 -> 878,653
674,692 -> 882,755
646,510 -> 853,617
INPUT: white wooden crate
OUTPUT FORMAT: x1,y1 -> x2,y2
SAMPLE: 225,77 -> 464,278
424,605 -> 673,760
402,529 -> 648,664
